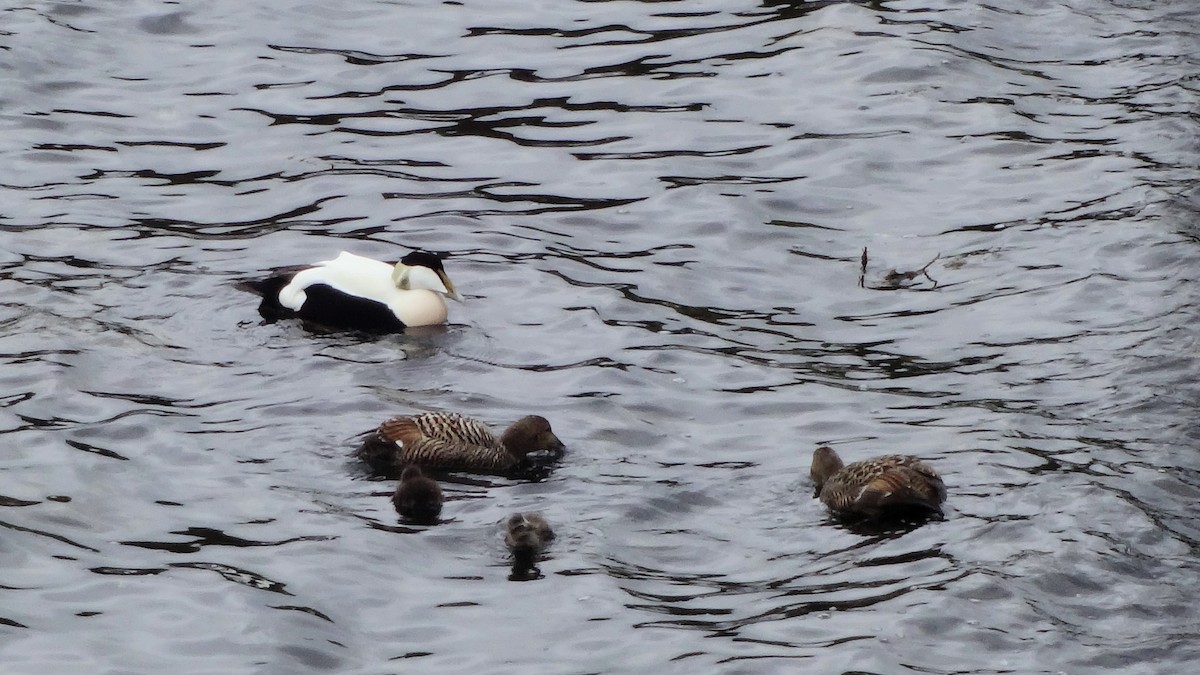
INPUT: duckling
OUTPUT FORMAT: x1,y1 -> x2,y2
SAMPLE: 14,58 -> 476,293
505,512 -> 554,570
810,446 -> 946,520
357,412 -> 565,476
391,465 -> 443,524
243,250 -> 459,332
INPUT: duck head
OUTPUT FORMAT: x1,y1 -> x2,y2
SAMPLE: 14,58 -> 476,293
505,512 -> 553,579
505,513 -> 543,550
810,446 -> 845,492
505,513 -> 553,555
392,251 -> 460,300
501,415 -> 566,459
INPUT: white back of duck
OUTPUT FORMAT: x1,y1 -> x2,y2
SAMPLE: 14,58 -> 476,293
277,253 -> 388,309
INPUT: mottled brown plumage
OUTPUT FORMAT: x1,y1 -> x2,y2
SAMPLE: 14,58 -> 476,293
810,446 -> 946,519
505,512 -> 554,570
392,465 -> 443,524
357,412 -> 565,476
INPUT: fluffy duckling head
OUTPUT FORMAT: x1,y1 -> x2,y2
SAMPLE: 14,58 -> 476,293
392,465 -> 443,524
810,446 -> 845,492
500,416 -> 565,460
505,512 -> 554,569
391,251 -> 460,300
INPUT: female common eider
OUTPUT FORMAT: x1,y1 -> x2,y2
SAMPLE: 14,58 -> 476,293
244,250 -> 459,332
357,412 -> 565,476
505,512 -> 554,570
392,465 -> 443,524
810,446 -> 946,520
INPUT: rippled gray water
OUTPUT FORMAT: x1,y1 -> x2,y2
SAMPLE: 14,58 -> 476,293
2,0 -> 1198,672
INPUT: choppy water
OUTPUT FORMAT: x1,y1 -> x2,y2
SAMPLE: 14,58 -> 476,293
2,0 -> 1198,672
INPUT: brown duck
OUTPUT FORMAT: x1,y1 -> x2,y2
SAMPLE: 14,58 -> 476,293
505,512 -> 555,570
392,465 -> 443,524
358,412 -> 565,476
810,446 -> 946,519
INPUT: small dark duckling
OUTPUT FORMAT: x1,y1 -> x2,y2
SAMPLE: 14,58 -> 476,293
505,512 -> 554,571
810,446 -> 946,520
358,412 -> 565,476
392,465 -> 443,524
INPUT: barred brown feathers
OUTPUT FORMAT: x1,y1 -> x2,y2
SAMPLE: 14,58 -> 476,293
810,446 -> 946,519
356,412 -> 565,476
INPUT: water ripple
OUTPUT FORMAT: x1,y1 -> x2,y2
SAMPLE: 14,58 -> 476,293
1,0 -> 1198,672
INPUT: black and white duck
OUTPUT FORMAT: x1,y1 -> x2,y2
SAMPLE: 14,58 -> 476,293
243,250 -> 458,332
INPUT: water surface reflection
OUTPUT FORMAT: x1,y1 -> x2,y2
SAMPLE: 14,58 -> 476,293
2,0 -> 1198,672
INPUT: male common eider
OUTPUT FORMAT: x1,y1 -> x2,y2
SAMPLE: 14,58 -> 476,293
357,412 -> 565,476
810,446 -> 946,520
244,250 -> 459,332
392,465 -> 443,524
505,512 -> 554,570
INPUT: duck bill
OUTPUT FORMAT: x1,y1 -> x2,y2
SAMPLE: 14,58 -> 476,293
438,270 -> 461,301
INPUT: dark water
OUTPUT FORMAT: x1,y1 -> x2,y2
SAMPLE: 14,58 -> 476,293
2,0 -> 1198,672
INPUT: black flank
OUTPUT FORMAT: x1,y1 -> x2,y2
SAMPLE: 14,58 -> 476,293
295,284 -> 407,332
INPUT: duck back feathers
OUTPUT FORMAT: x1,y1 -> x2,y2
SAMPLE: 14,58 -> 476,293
390,412 -> 503,450
811,446 -> 946,519
279,252 -> 398,309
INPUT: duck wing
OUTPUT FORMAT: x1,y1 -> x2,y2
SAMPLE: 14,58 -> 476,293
402,413 -> 501,448
375,413 -> 508,471
822,455 -> 945,516
851,456 -> 945,514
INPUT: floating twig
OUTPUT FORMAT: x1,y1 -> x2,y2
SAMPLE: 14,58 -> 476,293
863,249 -> 941,290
